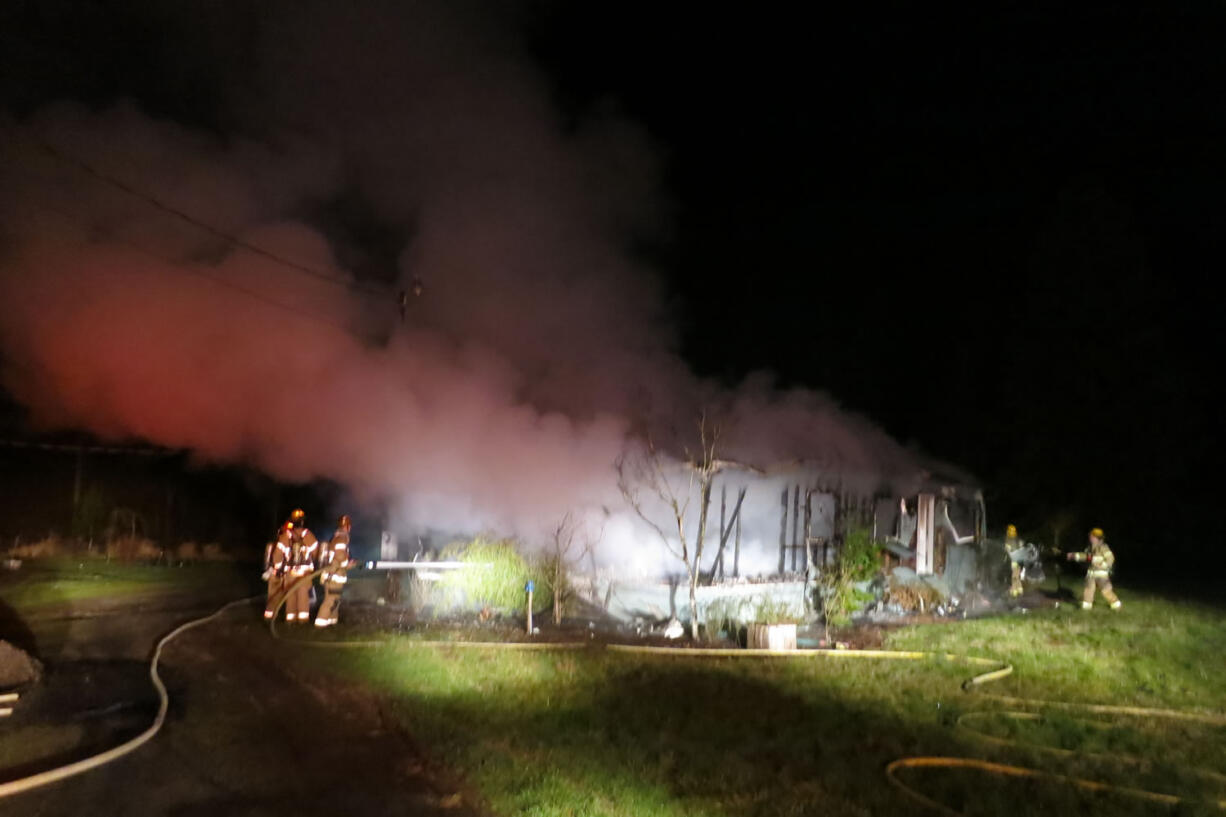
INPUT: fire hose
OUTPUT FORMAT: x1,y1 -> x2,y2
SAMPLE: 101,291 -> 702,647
0,596 -> 259,801
607,646 -> 1225,811
270,587 -> 1226,817
7,569 -> 1215,811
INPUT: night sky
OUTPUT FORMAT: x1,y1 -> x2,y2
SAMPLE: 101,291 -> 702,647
534,3 -> 1223,576
1,2 -> 1222,585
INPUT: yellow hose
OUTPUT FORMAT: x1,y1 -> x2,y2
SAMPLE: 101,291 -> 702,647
606,643 -> 1226,811
955,710 -> 1226,783
269,584 -> 1226,813
285,627 -> 1225,812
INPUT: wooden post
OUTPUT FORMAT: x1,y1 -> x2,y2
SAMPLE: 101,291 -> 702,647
791,485 -> 800,572
164,483 -> 175,546
707,488 -> 746,583
916,493 -> 935,575
778,488 -> 788,574
831,492 -> 841,565
717,484 -> 727,581
72,446 -> 83,516
527,582 -> 534,635
733,491 -> 743,578
803,489 -> 815,611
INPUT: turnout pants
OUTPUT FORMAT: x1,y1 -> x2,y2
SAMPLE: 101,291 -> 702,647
264,575 -> 285,620
286,572 -> 312,623
315,579 -> 346,627
1082,574 -> 1121,609
1009,562 -> 1023,598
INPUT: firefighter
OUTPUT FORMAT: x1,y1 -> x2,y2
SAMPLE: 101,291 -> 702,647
1004,524 -> 1024,599
315,514 -> 353,627
263,525 -> 292,620
1067,527 -> 1121,610
286,509 -> 320,624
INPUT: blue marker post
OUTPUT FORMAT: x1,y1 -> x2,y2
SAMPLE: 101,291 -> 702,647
525,580 -> 535,635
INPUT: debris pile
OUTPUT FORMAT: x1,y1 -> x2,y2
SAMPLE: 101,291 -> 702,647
0,640 -> 41,689
885,567 -> 948,613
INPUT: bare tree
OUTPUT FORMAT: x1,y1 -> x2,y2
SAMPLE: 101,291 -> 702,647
616,414 -> 723,640
544,511 -> 606,626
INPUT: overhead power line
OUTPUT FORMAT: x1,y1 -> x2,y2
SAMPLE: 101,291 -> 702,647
10,196 -> 361,335
0,438 -> 175,456
5,124 -> 391,297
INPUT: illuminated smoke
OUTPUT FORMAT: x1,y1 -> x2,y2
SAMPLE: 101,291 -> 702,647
0,2 -> 921,569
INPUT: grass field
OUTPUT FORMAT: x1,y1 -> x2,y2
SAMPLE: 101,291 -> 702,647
299,588 -> 1226,817
0,558 -> 254,613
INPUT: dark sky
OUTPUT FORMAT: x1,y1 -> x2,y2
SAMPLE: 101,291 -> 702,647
1,2 -> 1222,570
532,3 -> 1224,558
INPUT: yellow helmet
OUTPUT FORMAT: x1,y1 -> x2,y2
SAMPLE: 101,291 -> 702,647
1005,524 -> 1018,538
290,508 -> 306,522
1089,527 -> 1105,540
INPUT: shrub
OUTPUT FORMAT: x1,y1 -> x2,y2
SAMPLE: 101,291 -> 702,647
817,524 -> 881,635
10,536 -> 66,559
438,538 -> 549,617
105,536 -> 163,562
200,543 -> 229,561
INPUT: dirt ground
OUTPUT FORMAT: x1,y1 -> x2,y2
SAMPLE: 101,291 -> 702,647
1,593 -> 480,817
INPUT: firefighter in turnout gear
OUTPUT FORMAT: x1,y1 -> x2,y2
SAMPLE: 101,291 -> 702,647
1004,524 -> 1024,598
263,526 -> 292,620
1067,527 -> 1121,610
315,515 -> 353,627
286,510 -> 320,623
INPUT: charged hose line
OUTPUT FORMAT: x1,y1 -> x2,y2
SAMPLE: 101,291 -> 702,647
954,710 -> 1226,785
0,596 -> 259,801
276,619 -> 1226,814
884,756 -> 1195,815
609,645 -> 1226,812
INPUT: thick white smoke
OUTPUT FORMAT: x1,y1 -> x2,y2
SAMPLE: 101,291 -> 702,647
0,1 -> 921,570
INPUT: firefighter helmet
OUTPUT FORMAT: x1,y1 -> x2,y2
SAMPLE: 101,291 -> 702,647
283,521 -> 295,532
1005,524 -> 1018,538
1089,527 -> 1105,540
290,508 -> 306,522
338,514 -> 352,529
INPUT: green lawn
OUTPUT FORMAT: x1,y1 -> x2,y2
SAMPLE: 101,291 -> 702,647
0,558 -> 254,613
297,588 -> 1226,817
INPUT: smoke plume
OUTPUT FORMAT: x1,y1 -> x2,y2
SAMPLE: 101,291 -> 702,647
0,1 -> 919,565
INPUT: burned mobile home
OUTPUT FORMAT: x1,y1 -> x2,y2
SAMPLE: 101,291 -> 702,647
604,457 -> 988,627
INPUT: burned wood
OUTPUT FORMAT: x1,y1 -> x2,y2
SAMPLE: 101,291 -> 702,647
778,487 -> 788,575
705,485 -> 746,584
791,484 -> 800,572
803,488 -> 815,611
733,502 -> 742,578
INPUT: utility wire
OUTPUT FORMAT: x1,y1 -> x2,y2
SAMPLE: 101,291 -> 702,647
0,197 -> 380,417
3,124 -> 392,297
0,438 -> 174,456
8,196 -> 363,336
